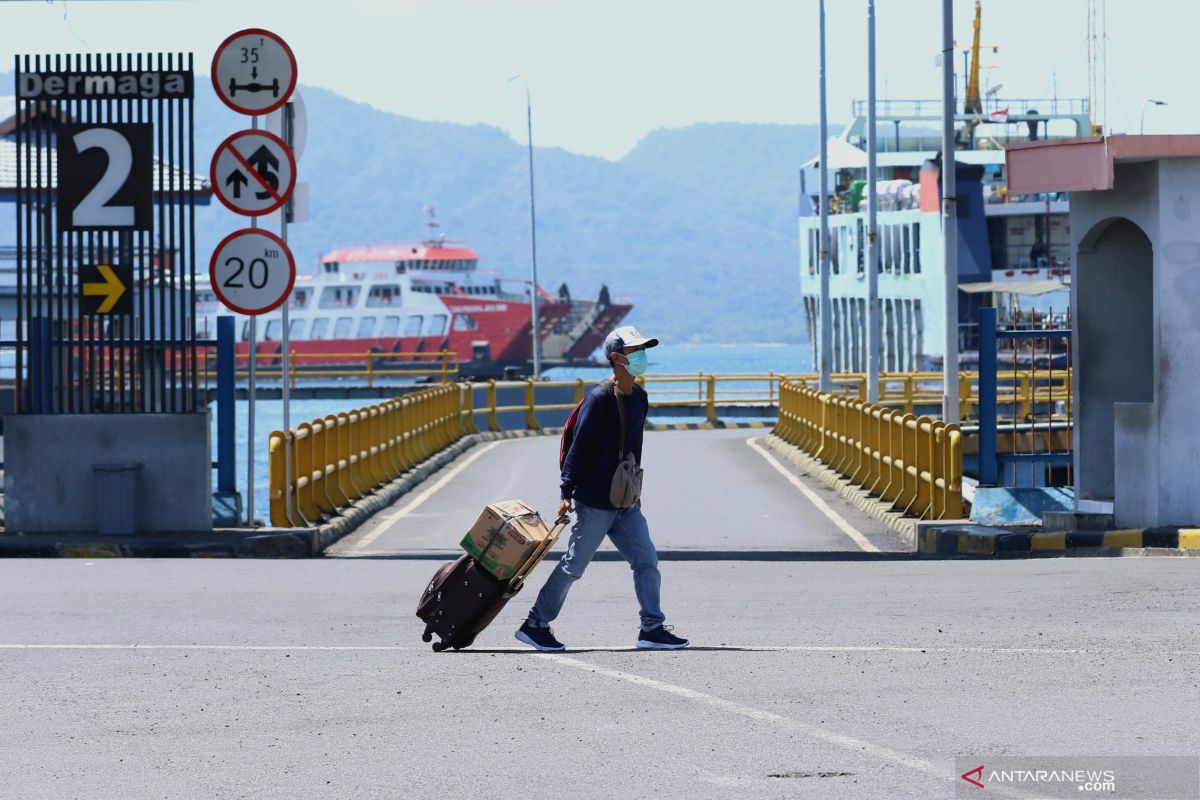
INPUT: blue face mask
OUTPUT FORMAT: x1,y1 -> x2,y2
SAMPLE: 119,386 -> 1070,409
623,349 -> 649,377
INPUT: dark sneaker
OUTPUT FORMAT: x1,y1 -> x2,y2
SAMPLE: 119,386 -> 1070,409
637,625 -> 690,650
515,621 -> 566,652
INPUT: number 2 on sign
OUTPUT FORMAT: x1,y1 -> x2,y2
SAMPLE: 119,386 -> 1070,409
223,256 -> 269,290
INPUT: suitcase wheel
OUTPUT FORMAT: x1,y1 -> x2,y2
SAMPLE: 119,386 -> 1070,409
421,626 -> 433,643
431,640 -> 450,652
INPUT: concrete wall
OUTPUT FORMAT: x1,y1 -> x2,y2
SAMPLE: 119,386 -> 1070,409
1150,158 -> 1200,524
4,413 -> 212,534
1070,157 -> 1200,526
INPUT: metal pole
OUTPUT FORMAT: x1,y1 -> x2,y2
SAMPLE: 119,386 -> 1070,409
246,316 -> 256,525
281,100 -> 293,525
246,115 -> 259,526
817,0 -> 833,392
216,315 -> 236,495
978,306 -> 998,485
524,83 -> 542,380
865,0 -> 881,403
941,0 -> 960,422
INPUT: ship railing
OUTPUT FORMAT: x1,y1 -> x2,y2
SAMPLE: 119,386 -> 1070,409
851,97 -> 1089,119
200,350 -> 459,387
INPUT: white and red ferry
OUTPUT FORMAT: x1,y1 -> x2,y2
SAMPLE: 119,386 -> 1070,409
196,223 -> 631,378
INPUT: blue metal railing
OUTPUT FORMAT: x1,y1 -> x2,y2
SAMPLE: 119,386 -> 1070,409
978,306 -> 1073,486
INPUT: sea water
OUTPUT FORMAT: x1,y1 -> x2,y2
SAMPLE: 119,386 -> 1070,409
224,342 -> 814,522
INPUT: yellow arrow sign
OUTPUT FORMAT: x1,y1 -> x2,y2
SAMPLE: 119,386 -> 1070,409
82,264 -> 127,314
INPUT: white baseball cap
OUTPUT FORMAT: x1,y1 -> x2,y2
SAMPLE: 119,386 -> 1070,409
604,325 -> 660,359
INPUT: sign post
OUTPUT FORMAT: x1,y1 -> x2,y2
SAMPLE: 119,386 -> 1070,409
210,29 -> 297,526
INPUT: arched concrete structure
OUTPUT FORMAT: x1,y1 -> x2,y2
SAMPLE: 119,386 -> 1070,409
1074,217 -> 1154,504
1007,136 -> 1200,527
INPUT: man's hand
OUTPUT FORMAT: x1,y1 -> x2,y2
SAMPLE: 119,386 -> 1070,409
557,498 -> 574,519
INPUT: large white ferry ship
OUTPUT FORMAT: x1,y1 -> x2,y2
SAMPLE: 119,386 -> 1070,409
799,96 -> 1083,372
800,3 -> 1087,371
194,213 -> 632,378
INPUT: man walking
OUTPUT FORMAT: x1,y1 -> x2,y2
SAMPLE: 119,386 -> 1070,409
515,326 -> 689,652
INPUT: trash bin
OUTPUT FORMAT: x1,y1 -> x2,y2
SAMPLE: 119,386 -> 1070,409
94,463 -> 143,535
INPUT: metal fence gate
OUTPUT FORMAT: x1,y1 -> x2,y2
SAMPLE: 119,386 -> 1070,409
13,52 -> 201,414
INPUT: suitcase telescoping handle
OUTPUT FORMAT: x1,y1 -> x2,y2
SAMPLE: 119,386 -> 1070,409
506,514 -> 573,594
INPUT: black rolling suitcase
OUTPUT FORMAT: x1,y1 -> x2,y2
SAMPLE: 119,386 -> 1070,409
416,515 -> 569,651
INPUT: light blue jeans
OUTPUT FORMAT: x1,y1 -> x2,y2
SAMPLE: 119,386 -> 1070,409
526,502 -> 665,631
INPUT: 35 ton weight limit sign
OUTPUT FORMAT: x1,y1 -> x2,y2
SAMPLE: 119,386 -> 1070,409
210,228 -> 296,316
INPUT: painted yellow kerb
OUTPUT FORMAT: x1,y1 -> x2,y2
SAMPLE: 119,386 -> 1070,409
1103,529 -> 1143,549
1177,529 -> 1200,549
1031,532 -> 1066,550
958,533 -> 995,555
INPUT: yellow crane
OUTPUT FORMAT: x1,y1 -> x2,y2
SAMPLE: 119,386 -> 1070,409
964,0 -> 984,114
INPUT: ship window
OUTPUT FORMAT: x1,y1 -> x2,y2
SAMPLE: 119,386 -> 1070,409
265,320 -> 282,341
241,321 -> 250,341
830,228 -> 840,274
404,315 -> 423,336
319,286 -> 358,309
856,218 -> 865,275
893,224 -> 902,273
334,317 -> 353,338
357,317 -> 377,338
453,313 -> 477,332
430,314 -> 448,336
289,319 -> 306,339
310,318 -> 329,340
912,224 -> 922,272
323,262 -> 340,273
902,225 -> 911,273
382,315 -> 400,336
366,284 -> 401,307
290,288 -> 311,308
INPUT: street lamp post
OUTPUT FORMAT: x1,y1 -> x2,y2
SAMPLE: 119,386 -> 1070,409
941,0 -> 960,423
865,0 -> 880,403
817,0 -> 833,392
509,74 -> 542,379
1140,99 -> 1167,135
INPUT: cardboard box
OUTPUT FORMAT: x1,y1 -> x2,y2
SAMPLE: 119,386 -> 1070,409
459,499 -> 552,581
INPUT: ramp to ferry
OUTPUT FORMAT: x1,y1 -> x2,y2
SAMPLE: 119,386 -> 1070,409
325,428 -> 909,557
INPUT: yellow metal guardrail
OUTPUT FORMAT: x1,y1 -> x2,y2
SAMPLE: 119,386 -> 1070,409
266,370 -> 1027,527
788,370 -> 1072,421
268,384 -> 472,527
267,374 -> 792,526
775,380 -> 963,520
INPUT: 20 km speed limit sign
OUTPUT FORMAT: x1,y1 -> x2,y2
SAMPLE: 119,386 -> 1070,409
210,228 -> 295,316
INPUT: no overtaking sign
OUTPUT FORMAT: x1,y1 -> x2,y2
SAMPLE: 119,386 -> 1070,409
210,129 -> 296,216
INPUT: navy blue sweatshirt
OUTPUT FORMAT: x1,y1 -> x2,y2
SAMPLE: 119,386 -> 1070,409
560,380 -> 648,510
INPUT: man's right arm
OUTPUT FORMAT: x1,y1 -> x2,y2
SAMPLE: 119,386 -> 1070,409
560,390 -> 604,504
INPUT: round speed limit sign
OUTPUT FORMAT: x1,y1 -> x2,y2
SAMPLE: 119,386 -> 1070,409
210,228 -> 296,315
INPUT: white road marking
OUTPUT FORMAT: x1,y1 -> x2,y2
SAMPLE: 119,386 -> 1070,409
537,652 -> 1033,797
0,643 -> 1195,656
340,440 -> 504,552
746,436 -> 880,553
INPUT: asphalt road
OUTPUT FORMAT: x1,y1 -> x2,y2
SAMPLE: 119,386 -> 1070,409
327,430 -> 908,556
2,558 -> 1199,799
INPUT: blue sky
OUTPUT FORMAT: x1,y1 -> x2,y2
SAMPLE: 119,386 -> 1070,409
2,0 -> 1193,159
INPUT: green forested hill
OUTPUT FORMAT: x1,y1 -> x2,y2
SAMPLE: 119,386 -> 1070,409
3,73 -> 824,343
